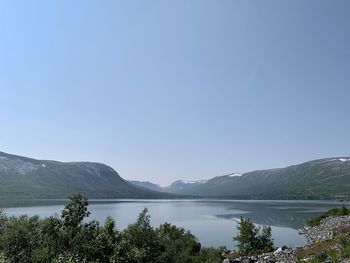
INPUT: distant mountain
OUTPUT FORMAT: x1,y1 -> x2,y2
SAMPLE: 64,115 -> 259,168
164,158 -> 350,199
128,180 -> 165,192
0,151 -> 176,199
163,180 -> 208,193
3,151 -> 349,200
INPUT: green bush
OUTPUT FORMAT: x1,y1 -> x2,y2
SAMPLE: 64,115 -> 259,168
0,195 -> 223,263
1,215 -> 40,263
156,222 -> 201,263
0,252 -> 6,263
233,217 -> 274,256
308,205 -> 350,226
193,247 -> 225,263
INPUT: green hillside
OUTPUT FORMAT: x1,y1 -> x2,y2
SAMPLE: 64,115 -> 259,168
0,151 -> 175,199
165,158 -> 350,199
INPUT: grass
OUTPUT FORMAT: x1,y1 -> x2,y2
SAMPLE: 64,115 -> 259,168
307,205 -> 350,227
296,239 -> 339,263
296,206 -> 350,262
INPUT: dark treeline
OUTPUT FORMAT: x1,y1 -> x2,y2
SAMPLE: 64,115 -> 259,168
0,194 -> 224,263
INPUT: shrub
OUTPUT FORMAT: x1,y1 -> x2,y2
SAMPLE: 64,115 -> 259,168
233,217 -> 274,255
0,195 -> 223,263
1,215 -> 40,263
156,222 -> 201,263
115,208 -> 161,263
0,252 -> 6,263
193,247 -> 225,263
308,205 -> 350,226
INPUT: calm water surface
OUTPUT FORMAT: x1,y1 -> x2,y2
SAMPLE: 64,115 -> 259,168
2,199 -> 348,248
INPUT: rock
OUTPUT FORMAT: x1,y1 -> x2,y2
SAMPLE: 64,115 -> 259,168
300,215 -> 350,245
223,216 -> 350,263
274,247 -> 282,254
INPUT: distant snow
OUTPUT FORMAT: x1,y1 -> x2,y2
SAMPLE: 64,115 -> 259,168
0,157 -> 7,160
222,173 -> 242,177
330,158 -> 350,162
228,173 -> 241,177
180,180 -> 207,184
41,164 -> 46,168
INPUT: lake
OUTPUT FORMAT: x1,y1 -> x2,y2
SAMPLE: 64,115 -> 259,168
2,199 -> 348,248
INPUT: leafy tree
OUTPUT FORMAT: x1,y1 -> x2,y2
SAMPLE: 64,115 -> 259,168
99,216 -> 118,262
52,252 -> 83,263
60,194 -> 112,262
0,209 -> 6,250
61,194 -> 90,228
258,225 -> 274,253
156,222 -> 201,263
0,252 -> 6,263
115,208 -> 161,263
34,216 -> 63,262
1,215 -> 40,263
193,247 -> 225,263
60,194 -> 91,257
233,217 -> 274,255
0,196 -> 224,263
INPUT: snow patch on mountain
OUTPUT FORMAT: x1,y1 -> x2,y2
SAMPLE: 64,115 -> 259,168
179,180 -> 207,184
227,173 -> 242,177
330,158 -> 350,162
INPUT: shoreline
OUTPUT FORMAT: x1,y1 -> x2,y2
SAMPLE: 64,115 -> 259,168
224,215 -> 350,263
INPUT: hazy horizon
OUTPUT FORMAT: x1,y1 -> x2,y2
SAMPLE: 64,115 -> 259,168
1,0 -> 350,185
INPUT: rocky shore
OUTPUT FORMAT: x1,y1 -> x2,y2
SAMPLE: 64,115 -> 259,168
299,215 -> 350,245
224,215 -> 350,263
223,246 -> 299,263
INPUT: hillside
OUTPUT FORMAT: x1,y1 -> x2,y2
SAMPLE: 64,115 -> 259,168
128,180 -> 165,192
164,158 -> 350,199
3,151 -> 350,200
0,151 -> 176,199
164,179 -> 208,193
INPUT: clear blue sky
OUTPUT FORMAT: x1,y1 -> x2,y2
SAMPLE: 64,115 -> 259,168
0,0 -> 349,185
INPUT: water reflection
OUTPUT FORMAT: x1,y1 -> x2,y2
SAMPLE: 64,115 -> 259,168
208,200 -> 345,229
1,199 -> 347,248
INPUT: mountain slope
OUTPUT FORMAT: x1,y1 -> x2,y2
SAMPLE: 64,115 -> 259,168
128,180 -> 165,192
164,158 -> 350,199
164,180 -> 208,193
0,151 -> 176,199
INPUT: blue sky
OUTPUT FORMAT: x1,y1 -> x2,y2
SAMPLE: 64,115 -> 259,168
0,0 -> 349,185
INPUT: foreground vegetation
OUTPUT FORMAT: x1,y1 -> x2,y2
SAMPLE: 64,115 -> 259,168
297,206 -> 350,262
307,205 -> 350,227
0,194 -> 226,263
0,194 -> 277,262
296,230 -> 350,263
233,218 -> 274,256
7,196 -> 350,263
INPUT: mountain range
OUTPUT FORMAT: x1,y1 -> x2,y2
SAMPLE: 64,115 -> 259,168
0,151 -> 175,199
1,150 -> 350,200
128,180 -> 165,192
135,159 -> 350,199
